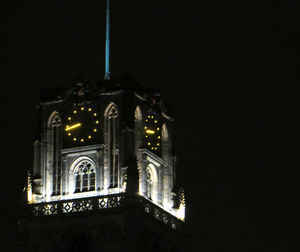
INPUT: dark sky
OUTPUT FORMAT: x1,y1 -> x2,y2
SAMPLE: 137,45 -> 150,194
1,1 -> 297,251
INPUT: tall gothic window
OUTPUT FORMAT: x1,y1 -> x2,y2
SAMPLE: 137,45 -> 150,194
145,164 -> 158,203
74,160 -> 96,193
134,106 -> 142,151
146,167 -> 153,200
51,114 -> 62,195
108,106 -> 119,188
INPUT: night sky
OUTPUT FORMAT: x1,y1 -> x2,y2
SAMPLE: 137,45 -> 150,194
1,1 -> 297,251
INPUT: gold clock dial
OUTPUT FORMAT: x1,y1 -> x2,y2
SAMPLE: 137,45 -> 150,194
145,115 -> 161,153
66,106 -> 100,142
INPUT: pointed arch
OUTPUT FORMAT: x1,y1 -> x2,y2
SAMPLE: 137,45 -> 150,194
146,164 -> 158,203
162,123 -> 172,208
47,111 -> 62,196
134,106 -> 143,151
162,124 -> 169,141
104,103 -> 120,188
69,156 -> 97,194
161,123 -> 170,162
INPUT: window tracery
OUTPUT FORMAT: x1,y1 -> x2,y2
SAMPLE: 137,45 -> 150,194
50,114 -> 62,195
145,164 -> 158,203
107,105 -> 119,188
146,167 -> 153,200
74,161 -> 96,193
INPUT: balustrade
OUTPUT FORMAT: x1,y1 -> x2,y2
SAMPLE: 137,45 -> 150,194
28,194 -> 183,231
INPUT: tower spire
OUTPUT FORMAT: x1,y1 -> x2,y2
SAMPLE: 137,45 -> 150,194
104,0 -> 110,80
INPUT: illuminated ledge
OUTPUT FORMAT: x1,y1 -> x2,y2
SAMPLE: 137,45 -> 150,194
27,194 -> 184,232
161,111 -> 173,121
139,148 -> 164,167
61,144 -> 104,155
134,92 -> 147,101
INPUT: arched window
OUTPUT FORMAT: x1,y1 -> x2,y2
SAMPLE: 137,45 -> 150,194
49,113 -> 62,196
106,105 -> 119,188
145,164 -> 158,203
74,160 -> 96,193
134,106 -> 143,152
146,167 -> 153,200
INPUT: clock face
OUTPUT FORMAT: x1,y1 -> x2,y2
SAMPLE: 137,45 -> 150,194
145,115 -> 161,155
65,106 -> 100,143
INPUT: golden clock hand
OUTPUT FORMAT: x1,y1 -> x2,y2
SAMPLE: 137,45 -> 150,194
65,123 -> 81,131
146,130 -> 155,134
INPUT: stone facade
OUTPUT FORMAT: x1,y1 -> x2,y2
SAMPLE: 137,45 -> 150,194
19,76 -> 186,252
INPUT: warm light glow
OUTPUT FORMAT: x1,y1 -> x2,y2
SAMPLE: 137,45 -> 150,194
158,136 -> 161,139
96,121 -> 99,124
151,147 -> 154,149
73,138 -> 76,141
148,143 -> 151,145
146,119 -> 148,122
68,117 -> 71,120
178,203 -> 185,221
155,147 -> 157,150
146,135 -> 148,138
68,133 -> 71,136
81,139 -> 84,142
151,116 -> 153,118
81,107 -> 84,110
74,110 -> 77,113
88,108 -> 92,111
157,128 -> 159,130
148,116 -> 150,118
157,143 -> 159,146
154,120 -> 157,123
88,136 -> 91,139
146,130 -> 155,134
65,123 -> 81,131
94,113 -> 97,116
144,126 -> 147,129
94,129 -> 97,132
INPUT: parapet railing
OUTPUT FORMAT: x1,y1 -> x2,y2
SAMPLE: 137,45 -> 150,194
27,193 -> 183,231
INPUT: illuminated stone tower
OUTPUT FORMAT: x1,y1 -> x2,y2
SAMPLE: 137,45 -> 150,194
19,75 -> 187,251
19,1 -> 187,251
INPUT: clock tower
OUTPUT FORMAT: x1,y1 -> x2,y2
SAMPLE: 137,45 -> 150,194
19,76 -> 187,252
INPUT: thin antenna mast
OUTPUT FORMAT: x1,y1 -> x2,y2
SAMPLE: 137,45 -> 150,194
104,0 -> 110,80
